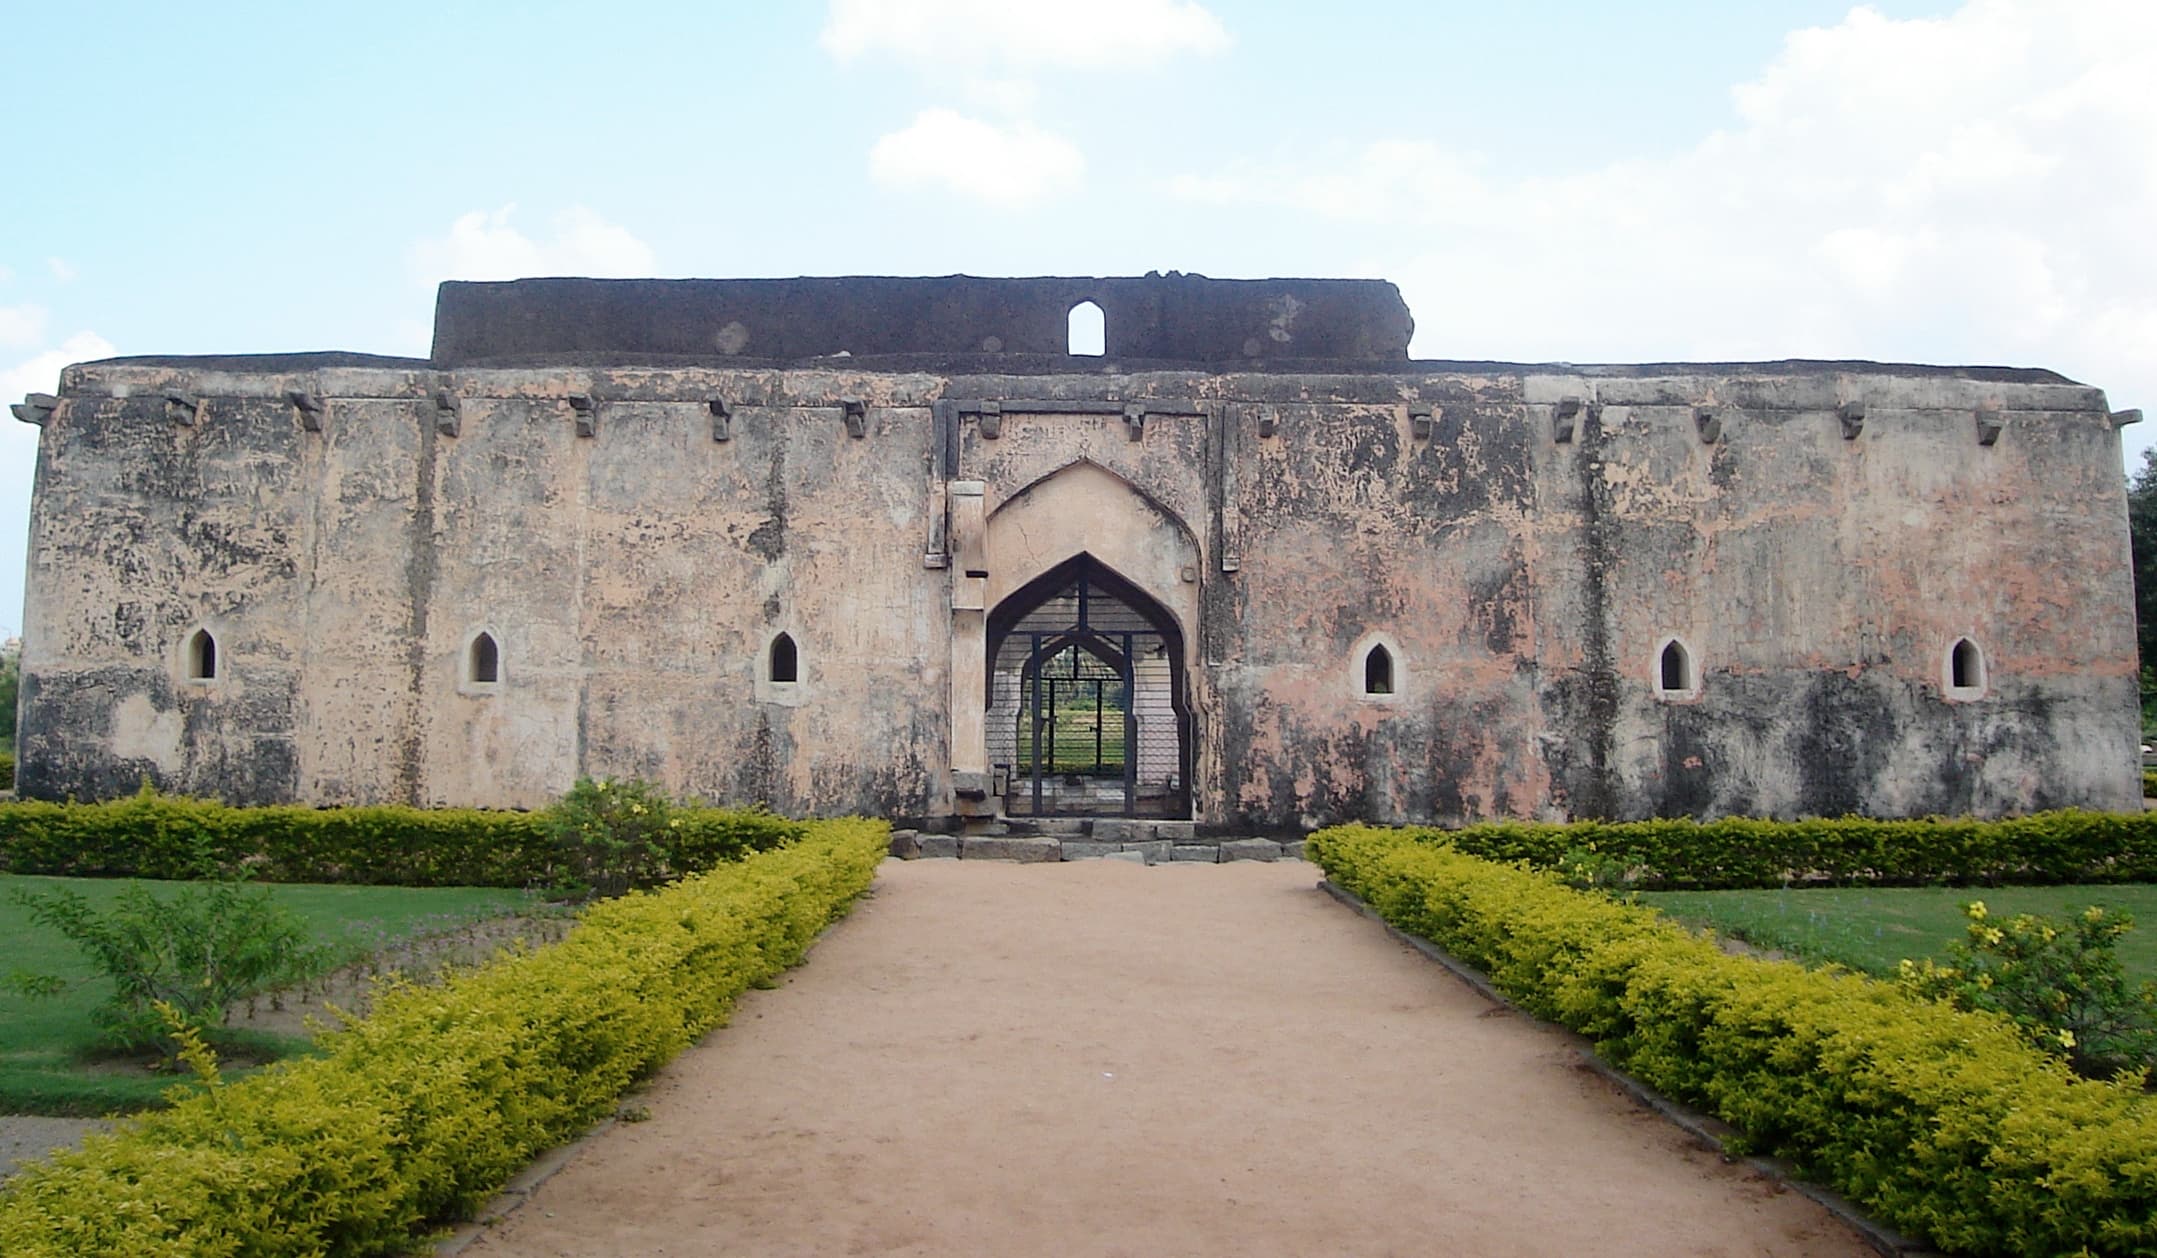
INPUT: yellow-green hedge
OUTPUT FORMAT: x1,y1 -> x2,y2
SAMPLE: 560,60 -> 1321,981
1421,809 -> 2157,889
1308,823 -> 2157,1258
0,818 -> 887,1257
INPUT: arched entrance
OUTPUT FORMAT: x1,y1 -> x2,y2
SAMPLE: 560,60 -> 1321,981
986,555 -> 1192,819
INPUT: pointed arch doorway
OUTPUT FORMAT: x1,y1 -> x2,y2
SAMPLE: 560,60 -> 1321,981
986,555 -> 1192,819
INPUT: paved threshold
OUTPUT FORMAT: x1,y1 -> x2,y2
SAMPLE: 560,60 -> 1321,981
459,858 -> 1874,1258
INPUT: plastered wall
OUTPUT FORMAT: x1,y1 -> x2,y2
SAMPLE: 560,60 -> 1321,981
17,357 -> 2140,824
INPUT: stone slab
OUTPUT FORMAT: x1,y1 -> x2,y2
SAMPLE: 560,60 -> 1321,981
1103,850 -> 1148,863
1220,838 -> 1283,862
960,836 -> 1061,863
918,835 -> 959,859
1169,844 -> 1220,863
887,830 -> 921,859
1153,820 -> 1195,841
1121,840 -> 1173,864
1028,818 -> 1092,836
1279,839 -> 1308,861
1090,819 -> 1140,842
1059,841 -> 1123,861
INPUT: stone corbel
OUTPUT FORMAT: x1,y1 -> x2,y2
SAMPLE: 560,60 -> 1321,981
1693,406 -> 1722,445
164,390 -> 203,427
432,389 -> 461,437
1552,396 -> 1582,444
2111,408 -> 2143,429
1838,401 -> 1865,440
286,390 -> 326,432
1124,402 -> 1146,442
11,393 -> 57,426
568,394 -> 597,438
1255,404 -> 1278,438
1409,406 -> 1435,441
708,397 -> 732,442
1975,404 -> 2005,447
977,400 -> 1003,439
841,397 -> 868,439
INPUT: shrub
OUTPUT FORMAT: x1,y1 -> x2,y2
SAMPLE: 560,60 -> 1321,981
1400,809 -> 2157,890
0,817 -> 887,1257
1307,823 -> 2157,1257
545,777 -> 677,900
1900,901 -> 2157,1081
0,786 -> 806,888
6,879 -> 328,1056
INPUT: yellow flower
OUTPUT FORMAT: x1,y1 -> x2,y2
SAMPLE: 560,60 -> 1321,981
2057,1028 -> 2076,1049
1967,901 -> 1988,920
2084,906 -> 2106,923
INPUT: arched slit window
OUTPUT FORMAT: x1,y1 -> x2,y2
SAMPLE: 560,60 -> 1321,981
185,628 -> 217,681
1363,643 -> 1394,696
770,632 -> 799,684
469,632 -> 500,685
1948,637 -> 1986,698
1067,301 -> 1105,356
1655,637 -> 1697,699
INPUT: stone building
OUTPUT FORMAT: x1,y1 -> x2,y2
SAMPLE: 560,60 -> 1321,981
9,275 -> 2144,828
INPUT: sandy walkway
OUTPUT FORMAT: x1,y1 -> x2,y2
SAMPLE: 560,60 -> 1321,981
463,859 -> 1871,1257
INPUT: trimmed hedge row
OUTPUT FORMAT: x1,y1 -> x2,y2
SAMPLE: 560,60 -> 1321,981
1420,809 -> 2157,890
0,793 -> 805,887
0,817 -> 888,1257
1308,824 -> 2157,1258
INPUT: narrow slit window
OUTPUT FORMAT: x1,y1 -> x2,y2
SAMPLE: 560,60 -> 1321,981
1949,637 -> 1985,696
185,628 -> 217,681
1067,301 -> 1105,356
1363,643 -> 1394,695
469,632 -> 500,685
770,632 -> 799,684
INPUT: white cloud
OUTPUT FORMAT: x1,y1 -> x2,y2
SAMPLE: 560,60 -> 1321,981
409,205 -> 656,285
4,331 -> 117,400
822,0 -> 1228,70
45,258 -> 75,283
0,305 -> 45,349
1172,0 -> 2157,432
869,109 -> 1085,208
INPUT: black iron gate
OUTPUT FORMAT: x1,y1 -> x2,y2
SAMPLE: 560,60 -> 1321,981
988,557 -> 1190,819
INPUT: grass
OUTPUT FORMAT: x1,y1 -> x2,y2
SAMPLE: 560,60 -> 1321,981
0,875 -> 546,1115
1640,883 -> 2157,983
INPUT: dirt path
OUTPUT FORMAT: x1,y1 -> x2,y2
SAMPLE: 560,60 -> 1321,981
463,859 -> 1873,1258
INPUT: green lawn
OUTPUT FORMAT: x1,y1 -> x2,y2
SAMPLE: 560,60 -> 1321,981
0,875 -> 545,1115
1640,883 -> 2157,983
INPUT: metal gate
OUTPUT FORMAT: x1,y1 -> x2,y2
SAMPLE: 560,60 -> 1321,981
987,557 -> 1190,819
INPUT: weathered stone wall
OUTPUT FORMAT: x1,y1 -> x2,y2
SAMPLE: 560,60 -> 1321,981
15,279 -> 2140,825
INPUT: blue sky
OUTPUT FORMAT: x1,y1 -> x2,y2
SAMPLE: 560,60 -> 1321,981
5,1 -> 2155,637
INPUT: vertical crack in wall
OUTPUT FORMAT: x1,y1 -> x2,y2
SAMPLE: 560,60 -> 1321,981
1577,406 -> 1618,817
397,404 -> 439,806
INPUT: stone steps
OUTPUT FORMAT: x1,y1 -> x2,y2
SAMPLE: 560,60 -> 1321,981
887,831 -> 1301,864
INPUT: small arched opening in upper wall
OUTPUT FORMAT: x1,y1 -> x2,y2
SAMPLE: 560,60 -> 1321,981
1067,301 -> 1105,356
1363,643 -> 1395,696
769,632 -> 800,684
468,632 -> 500,686
184,627 -> 217,682
1654,636 -> 1699,700
1946,636 -> 1987,699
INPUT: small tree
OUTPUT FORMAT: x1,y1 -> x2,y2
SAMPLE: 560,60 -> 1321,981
6,880 -> 326,1058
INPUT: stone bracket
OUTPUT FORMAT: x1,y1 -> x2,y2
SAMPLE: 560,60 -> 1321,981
164,390 -> 202,427
2112,408 -> 2143,429
11,392 -> 57,426
286,390 -> 326,432
1553,396 -> 1582,443
708,397 -> 732,441
1255,404 -> 1278,438
432,389 -> 461,437
568,394 -> 597,438
1124,403 -> 1146,442
841,397 -> 867,438
1409,406 -> 1435,440
1838,401 -> 1865,440
1693,406 -> 1722,445
1976,404 -> 2005,446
